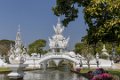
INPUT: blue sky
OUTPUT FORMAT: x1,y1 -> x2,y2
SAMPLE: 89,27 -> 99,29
0,0 -> 87,49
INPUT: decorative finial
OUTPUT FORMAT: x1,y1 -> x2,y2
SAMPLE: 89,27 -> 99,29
58,17 -> 61,24
18,24 -> 20,32
102,44 -> 107,52
103,44 -> 105,49
24,42 -> 27,48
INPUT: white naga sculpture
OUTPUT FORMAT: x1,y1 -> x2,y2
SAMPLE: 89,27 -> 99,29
49,18 -> 69,53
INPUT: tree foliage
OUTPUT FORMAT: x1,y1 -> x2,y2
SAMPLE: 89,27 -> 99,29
28,39 -> 47,55
84,0 -> 120,44
74,41 -> 94,69
74,42 -> 83,54
0,39 -> 15,56
52,0 -> 90,26
53,0 -> 120,44
74,40 -> 120,56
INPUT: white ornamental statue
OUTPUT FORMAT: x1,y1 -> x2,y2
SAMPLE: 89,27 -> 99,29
9,25 -> 26,64
7,25 -> 28,79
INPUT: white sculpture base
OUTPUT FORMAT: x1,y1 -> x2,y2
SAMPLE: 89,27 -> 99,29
8,72 -> 24,79
7,64 -> 28,79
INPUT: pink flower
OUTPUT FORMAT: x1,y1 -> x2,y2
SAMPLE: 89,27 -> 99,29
101,73 -> 112,78
92,73 -> 112,80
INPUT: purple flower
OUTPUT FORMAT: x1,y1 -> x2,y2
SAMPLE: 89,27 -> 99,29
88,68 -> 113,80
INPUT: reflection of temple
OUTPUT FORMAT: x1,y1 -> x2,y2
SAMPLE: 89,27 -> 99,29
49,18 -> 69,53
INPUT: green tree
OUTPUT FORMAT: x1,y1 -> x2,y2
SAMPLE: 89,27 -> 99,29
53,0 -> 120,55
28,39 -> 47,57
0,39 -> 15,62
0,39 -> 15,56
74,42 -> 83,54
79,43 -> 94,69
74,39 -> 115,58
84,0 -> 120,46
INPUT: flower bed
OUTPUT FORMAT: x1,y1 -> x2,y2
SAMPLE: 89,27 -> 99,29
86,68 -> 114,80
71,67 -> 119,80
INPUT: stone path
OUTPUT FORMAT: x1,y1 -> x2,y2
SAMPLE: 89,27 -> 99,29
112,63 -> 120,69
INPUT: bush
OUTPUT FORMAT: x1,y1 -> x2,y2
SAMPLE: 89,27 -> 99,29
92,73 -> 112,80
87,68 -> 113,80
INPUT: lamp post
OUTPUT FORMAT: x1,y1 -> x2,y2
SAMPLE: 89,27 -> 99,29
112,43 -> 116,63
110,47 -> 115,65
32,56 -> 36,69
112,47 -> 115,60
77,54 -> 82,67
96,53 -> 99,68
79,56 -> 82,67
110,54 -> 113,66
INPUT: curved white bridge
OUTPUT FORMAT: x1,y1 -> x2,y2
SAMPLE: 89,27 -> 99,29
25,53 -> 113,69
39,54 -> 80,65
25,53 -> 82,69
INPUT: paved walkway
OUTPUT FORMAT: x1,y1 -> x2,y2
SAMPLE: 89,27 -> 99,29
112,63 -> 120,69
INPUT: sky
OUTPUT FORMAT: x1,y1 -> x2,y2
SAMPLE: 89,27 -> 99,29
0,0 -> 87,50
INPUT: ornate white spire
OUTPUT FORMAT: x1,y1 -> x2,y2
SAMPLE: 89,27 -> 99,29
53,18 -> 64,34
101,44 -> 109,56
49,18 -> 69,53
8,25 -> 27,64
18,24 -> 20,32
9,25 -> 27,64
102,44 -> 107,52
58,17 -> 61,24
15,25 -> 22,48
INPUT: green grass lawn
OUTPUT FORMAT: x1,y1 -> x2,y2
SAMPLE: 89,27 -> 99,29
0,67 -> 10,73
107,69 -> 120,77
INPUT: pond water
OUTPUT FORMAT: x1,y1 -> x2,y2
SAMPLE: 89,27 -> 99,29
0,69 -> 88,80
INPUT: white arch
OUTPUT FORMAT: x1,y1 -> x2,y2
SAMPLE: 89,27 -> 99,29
39,55 -> 80,64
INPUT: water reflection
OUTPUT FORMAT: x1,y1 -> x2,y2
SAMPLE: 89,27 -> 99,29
24,69 -> 88,80
0,69 -> 88,80
0,74 -> 8,80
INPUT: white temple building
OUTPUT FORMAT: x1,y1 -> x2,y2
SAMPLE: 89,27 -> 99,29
49,18 -> 69,53
4,20 -> 116,70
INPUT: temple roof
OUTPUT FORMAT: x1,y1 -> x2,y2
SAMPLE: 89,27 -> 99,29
49,18 -> 69,49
